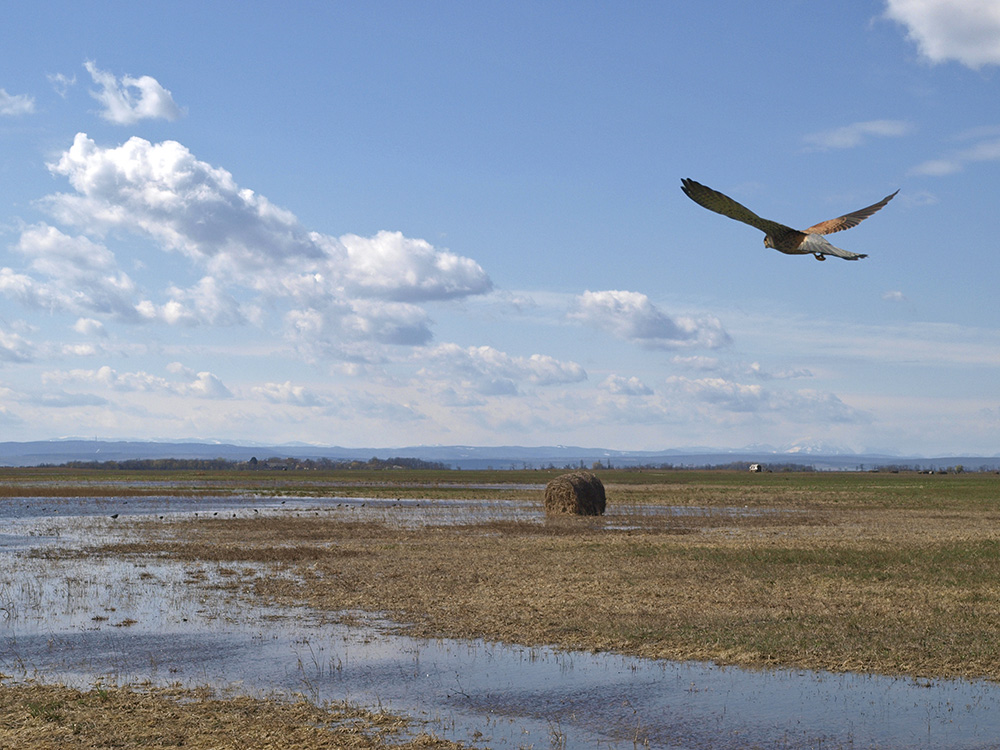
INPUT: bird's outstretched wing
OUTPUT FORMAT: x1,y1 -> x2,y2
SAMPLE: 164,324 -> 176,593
803,190 -> 899,235
681,178 -> 793,238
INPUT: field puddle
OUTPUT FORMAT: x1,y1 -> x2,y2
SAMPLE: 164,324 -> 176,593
4,495 -> 1000,748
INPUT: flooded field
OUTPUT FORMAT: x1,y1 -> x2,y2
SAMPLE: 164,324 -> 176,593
5,473 -> 1000,747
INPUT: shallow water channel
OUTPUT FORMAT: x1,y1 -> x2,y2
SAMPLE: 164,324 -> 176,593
3,495 -> 1000,748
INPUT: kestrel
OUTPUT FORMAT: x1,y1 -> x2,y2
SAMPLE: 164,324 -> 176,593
681,178 -> 898,261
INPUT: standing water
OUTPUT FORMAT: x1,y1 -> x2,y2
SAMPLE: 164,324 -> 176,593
3,495 -> 1000,748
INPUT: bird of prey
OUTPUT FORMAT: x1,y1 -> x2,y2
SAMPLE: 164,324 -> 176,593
681,178 -> 898,261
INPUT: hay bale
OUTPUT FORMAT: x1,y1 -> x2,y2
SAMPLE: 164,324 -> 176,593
544,471 -> 606,516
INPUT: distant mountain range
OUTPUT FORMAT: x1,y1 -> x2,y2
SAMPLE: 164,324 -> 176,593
0,439 -> 996,471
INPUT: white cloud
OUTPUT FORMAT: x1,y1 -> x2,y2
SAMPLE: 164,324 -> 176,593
666,376 -> 766,412
882,290 -> 907,302
186,371 -> 233,399
40,133 -> 491,351
421,343 -> 586,396
84,61 -> 183,124
252,381 -> 324,406
665,375 -> 865,423
0,88 -> 35,116
803,120 -> 912,150
17,223 -> 116,275
138,277 -> 253,327
73,318 -> 106,337
47,72 -> 76,98
885,0 -> 1000,68
571,290 -> 731,350
909,158 -> 961,176
745,361 -> 813,381
46,364 -> 232,399
341,231 -> 495,302
62,343 -> 98,357
0,327 -> 33,363
285,299 -> 434,350
34,390 -> 107,407
671,354 -> 721,371
1,224 -> 139,319
671,354 -> 810,381
46,133 -> 491,299
599,374 -> 653,396
910,135 -> 1000,176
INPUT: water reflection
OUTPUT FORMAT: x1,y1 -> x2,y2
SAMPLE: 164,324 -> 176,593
3,494 -> 1000,748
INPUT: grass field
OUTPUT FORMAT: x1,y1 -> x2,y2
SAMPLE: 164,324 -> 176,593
5,467 -> 1000,746
12,466 -> 999,679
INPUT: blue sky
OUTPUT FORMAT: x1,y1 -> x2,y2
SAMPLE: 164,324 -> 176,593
1,1 -> 999,455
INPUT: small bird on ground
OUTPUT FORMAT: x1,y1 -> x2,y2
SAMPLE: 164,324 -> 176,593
681,178 -> 898,261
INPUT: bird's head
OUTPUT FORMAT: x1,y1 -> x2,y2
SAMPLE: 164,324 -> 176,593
763,235 -> 774,249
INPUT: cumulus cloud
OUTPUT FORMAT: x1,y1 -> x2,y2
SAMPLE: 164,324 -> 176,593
39,133 -> 491,349
0,88 -> 35,116
882,290 -> 907,302
885,0 -> 1000,68
571,290 -> 731,350
599,374 -> 653,396
46,364 -> 232,399
803,120 -> 912,150
285,299 -> 434,349
73,318 -> 106,337
1,224 -> 139,319
421,343 -> 586,396
137,277 -> 253,327
84,61 -> 183,124
341,231 -> 495,302
185,370 -> 233,398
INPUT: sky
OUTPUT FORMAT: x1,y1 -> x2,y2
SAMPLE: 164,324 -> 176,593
1,1 -> 999,456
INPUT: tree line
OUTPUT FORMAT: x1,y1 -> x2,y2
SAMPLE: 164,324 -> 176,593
49,456 -> 451,471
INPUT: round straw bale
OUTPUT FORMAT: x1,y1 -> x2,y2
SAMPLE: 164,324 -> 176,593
544,471 -> 606,516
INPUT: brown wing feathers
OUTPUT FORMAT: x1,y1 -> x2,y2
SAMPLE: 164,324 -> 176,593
803,190 -> 900,235
682,178 -> 898,240
680,179 -> 793,238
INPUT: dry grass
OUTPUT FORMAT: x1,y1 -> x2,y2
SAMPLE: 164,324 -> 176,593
9,469 -> 1000,745
0,682 -> 463,749
75,472 -> 1000,682
15,469 -> 1000,686
543,471 -> 606,515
